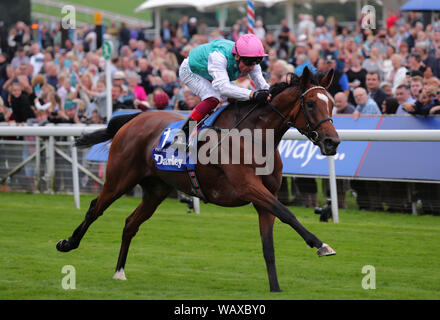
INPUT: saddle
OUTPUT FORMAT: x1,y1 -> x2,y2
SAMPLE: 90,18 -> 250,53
152,104 -> 229,202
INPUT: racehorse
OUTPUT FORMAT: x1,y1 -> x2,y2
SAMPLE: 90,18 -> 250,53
56,67 -> 340,292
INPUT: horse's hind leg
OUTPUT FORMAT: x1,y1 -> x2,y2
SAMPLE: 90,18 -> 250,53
113,177 -> 172,280
254,204 -> 281,292
56,168 -> 141,253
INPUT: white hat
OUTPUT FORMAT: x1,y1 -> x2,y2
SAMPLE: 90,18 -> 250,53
113,71 -> 126,80
298,34 -> 307,42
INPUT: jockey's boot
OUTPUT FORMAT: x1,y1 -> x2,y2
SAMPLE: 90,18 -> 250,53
173,117 -> 192,151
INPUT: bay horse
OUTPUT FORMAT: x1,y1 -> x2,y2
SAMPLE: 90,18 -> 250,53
56,67 -> 340,292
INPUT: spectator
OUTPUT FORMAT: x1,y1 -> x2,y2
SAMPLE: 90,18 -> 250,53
362,46 -> 382,76
29,43 -> 45,76
11,47 -> 30,69
81,80 -> 107,119
34,91 -> 61,113
112,71 -> 127,92
161,20 -> 172,43
353,87 -> 381,120
325,55 -> 349,97
415,42 -> 438,78
8,82 -> 35,123
297,14 -> 315,37
380,82 -> 393,96
178,16 -> 191,41
346,53 -> 367,105
118,22 -> 131,49
334,91 -> 355,114
254,19 -> 266,40
366,71 -> 390,108
188,17 -> 198,39
44,61 -> 58,89
387,54 -> 407,94
294,54 -> 316,76
136,58 -> 152,90
381,96 -> 399,114
409,75 -> 424,100
0,96 -> 12,122
127,71 -> 147,102
180,87 -> 201,111
373,29 -> 388,55
407,52 -> 426,75
386,11 -> 399,32
89,109 -> 104,124
404,85 -> 438,115
395,84 -> 415,114
0,53 -> 8,93
112,85 -> 133,110
153,90 -> 170,110
158,69 -> 179,99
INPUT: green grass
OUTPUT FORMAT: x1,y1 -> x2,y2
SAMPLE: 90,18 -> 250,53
32,0 -> 152,25
0,192 -> 439,300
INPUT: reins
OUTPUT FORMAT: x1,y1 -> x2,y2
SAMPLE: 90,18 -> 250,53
208,83 -> 333,153
208,101 -> 264,153
268,85 -> 333,143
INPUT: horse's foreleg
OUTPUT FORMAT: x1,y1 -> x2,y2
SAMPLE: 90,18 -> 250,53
254,204 -> 281,292
233,174 -> 335,255
114,178 -> 171,280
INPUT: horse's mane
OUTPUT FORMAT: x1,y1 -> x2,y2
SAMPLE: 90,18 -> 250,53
269,71 -> 324,99
229,71 -> 325,108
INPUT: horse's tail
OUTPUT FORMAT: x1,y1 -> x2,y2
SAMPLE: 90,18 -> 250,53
75,112 -> 142,148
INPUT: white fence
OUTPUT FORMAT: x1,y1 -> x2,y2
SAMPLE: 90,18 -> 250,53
1,124 -> 440,222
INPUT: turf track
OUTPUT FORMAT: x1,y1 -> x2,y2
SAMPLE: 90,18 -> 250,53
0,192 -> 439,300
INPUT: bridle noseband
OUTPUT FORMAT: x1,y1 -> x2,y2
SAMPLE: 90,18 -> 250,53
268,85 -> 333,143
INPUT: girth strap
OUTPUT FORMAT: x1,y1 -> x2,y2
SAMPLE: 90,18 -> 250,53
187,168 -> 208,203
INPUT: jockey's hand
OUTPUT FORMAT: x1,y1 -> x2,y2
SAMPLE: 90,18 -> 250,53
251,90 -> 270,104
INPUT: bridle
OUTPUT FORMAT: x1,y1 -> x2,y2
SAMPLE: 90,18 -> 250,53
268,85 -> 333,143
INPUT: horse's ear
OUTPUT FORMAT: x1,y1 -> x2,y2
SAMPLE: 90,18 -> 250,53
300,66 -> 311,88
320,68 -> 335,89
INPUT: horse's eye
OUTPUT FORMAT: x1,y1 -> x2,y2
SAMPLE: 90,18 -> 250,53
306,100 -> 315,109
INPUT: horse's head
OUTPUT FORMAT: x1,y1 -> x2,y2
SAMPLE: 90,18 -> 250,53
286,67 -> 340,155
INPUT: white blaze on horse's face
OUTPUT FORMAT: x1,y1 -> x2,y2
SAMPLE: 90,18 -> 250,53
317,92 -> 330,115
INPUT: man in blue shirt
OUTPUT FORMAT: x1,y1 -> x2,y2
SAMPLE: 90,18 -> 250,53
294,54 -> 317,76
353,87 -> 381,120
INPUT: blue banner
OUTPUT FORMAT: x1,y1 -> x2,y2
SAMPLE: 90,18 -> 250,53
279,115 -> 440,182
86,112 -> 440,182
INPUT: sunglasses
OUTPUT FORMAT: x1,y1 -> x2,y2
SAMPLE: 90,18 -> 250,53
240,56 -> 263,66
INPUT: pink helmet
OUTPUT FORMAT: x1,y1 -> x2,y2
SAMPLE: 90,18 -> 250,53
232,34 -> 268,57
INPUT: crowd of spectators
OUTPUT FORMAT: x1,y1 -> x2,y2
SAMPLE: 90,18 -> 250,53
1,11 -> 440,126
1,11 -> 439,213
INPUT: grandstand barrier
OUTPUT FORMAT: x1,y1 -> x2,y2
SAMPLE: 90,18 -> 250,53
1,121 -> 440,221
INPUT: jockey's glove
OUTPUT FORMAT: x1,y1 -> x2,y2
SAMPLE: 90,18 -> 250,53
251,90 -> 270,105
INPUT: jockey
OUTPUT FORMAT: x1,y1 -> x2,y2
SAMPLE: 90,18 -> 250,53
176,33 -> 271,147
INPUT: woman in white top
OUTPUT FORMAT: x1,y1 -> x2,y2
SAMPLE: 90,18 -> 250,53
387,54 -> 407,94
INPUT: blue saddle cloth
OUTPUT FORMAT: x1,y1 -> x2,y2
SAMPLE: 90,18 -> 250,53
152,104 -> 228,172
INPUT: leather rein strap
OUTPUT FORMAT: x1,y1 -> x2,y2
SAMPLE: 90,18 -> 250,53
269,86 -> 333,143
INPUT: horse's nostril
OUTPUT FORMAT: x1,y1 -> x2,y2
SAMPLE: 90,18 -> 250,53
324,137 -> 340,148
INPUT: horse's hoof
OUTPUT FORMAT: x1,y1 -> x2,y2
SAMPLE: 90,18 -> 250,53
317,243 -> 336,257
113,268 -> 127,280
56,239 -> 71,252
